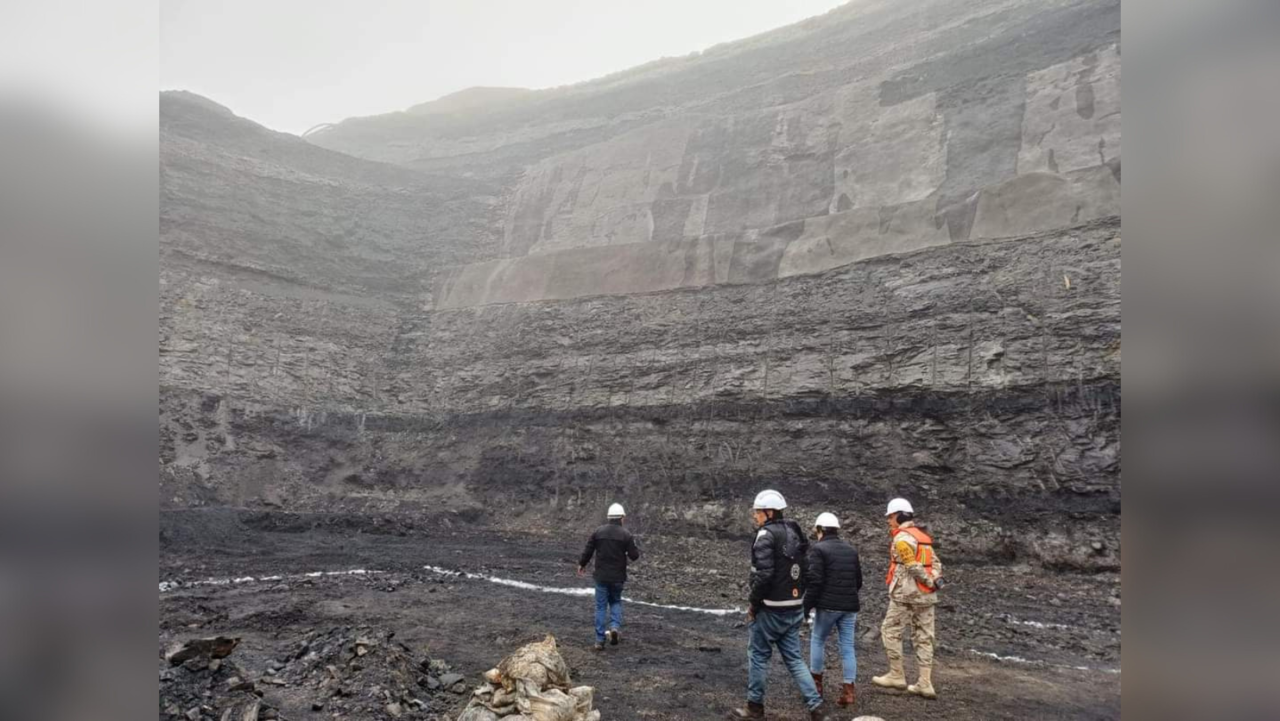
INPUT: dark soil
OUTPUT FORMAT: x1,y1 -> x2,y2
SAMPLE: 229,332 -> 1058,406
160,509 -> 1120,720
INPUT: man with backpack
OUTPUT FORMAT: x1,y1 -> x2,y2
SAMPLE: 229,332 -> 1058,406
871,497 -> 943,699
804,511 -> 863,708
730,490 -> 829,720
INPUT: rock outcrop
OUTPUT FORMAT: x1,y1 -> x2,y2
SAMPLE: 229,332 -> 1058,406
312,0 -> 1119,305
160,0 -> 1121,570
161,90 -> 504,297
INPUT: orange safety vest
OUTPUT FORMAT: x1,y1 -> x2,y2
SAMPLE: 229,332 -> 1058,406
884,526 -> 936,594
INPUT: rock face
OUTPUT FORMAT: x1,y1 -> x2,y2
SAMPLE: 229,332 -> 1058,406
161,90 -> 503,297
312,0 -> 1120,306
160,0 -> 1121,569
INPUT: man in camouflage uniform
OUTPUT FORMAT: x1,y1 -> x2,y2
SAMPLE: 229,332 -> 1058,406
871,497 -> 942,699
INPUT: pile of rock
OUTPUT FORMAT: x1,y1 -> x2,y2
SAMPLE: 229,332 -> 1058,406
159,636 -> 281,721
457,635 -> 599,721
275,625 -> 467,718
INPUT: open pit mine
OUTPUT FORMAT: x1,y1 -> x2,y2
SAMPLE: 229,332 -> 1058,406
160,1 -> 1121,719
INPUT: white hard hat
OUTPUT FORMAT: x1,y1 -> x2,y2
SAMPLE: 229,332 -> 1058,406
885,498 -> 914,516
814,512 -> 840,529
752,489 -> 787,511
607,503 -> 626,518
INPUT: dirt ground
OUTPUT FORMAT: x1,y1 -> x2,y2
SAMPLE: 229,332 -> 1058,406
159,510 -> 1120,720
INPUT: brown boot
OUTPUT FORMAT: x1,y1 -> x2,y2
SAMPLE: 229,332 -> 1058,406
729,701 -> 764,719
837,682 -> 856,707
811,671 -> 824,700
808,702 -> 831,721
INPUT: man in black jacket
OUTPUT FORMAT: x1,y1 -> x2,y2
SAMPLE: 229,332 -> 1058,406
731,490 -> 829,721
804,512 -> 863,708
577,503 -> 640,650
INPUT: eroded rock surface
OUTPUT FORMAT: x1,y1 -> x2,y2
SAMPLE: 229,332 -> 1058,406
309,0 -> 1120,305
159,0 -> 1121,572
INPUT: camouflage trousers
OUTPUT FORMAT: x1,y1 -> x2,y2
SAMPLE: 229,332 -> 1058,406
881,599 -> 935,668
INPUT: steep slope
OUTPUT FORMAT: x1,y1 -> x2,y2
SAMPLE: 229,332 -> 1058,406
160,0 -> 1120,571
311,0 -> 1119,306
161,91 -> 503,295
160,92 -> 503,410
405,87 -> 534,116
313,0 -> 1118,179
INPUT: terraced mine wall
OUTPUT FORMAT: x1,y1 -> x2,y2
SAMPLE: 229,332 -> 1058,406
162,219 -> 1119,569
161,0 -> 1120,572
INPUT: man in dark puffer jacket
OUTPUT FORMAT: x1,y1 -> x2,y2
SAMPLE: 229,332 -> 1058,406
804,512 -> 863,708
730,490 -> 829,721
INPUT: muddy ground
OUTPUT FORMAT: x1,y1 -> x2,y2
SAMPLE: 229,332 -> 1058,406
159,509 -> 1120,720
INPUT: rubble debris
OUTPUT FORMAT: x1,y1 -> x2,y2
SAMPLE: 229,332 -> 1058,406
161,626 -> 475,719
457,635 -> 600,721
275,625 -> 464,719
158,638 -> 278,721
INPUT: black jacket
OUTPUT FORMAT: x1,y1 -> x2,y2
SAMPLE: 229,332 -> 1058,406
749,518 -> 809,613
579,520 -> 640,584
803,532 -> 863,614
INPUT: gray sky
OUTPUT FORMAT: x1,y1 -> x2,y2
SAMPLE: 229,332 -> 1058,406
2,0 -> 155,133
161,0 -> 848,135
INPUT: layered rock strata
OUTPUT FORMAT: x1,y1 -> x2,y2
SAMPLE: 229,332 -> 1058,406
160,0 -> 1121,570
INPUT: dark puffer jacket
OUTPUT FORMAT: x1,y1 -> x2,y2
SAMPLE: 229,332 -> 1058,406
803,531 -> 863,614
749,518 -> 809,613
579,520 -> 641,584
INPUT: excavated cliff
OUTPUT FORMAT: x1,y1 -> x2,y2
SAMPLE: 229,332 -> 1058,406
160,0 -> 1120,570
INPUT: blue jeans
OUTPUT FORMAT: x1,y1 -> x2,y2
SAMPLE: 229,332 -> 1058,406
594,582 -> 624,643
810,609 -> 857,683
748,608 -> 822,710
